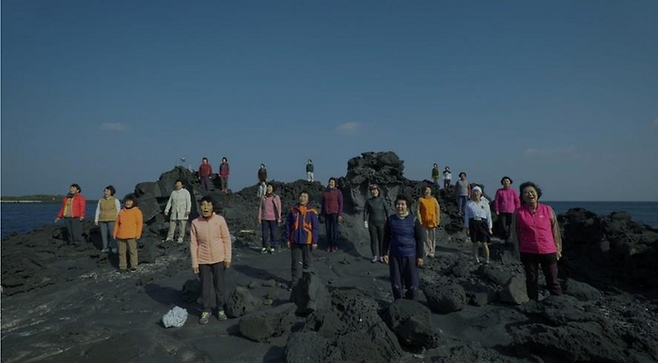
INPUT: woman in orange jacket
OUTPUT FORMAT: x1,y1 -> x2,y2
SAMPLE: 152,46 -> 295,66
113,194 -> 143,273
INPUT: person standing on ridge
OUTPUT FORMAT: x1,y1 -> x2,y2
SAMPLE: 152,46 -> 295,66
511,182 -> 563,301
363,184 -> 391,263
198,157 -> 213,193
257,164 -> 268,198
113,194 -> 143,273
191,195 -> 232,324
416,186 -> 441,258
164,180 -> 192,243
55,183 -> 86,245
431,164 -> 440,188
493,176 -> 521,243
464,186 -> 492,264
455,172 -> 470,215
321,177 -> 343,252
443,167 -> 452,190
218,157 -> 230,193
306,159 -> 314,182
286,191 -> 319,289
258,183 -> 282,254
95,185 -> 121,253
382,194 -> 424,300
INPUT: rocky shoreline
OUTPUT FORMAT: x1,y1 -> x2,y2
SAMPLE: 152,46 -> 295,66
2,152 -> 657,363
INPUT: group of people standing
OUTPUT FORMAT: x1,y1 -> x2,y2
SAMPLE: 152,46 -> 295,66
198,157 -> 231,193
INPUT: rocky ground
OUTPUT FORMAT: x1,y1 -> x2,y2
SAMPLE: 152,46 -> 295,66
2,152 -> 658,363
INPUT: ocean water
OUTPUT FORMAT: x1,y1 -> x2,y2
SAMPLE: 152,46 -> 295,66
1,201 -> 657,240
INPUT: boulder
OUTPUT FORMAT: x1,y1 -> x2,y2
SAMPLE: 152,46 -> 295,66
239,303 -> 297,342
135,193 -> 161,224
181,279 -> 201,303
285,332 -> 333,363
499,274 -> 528,305
226,286 -> 261,318
335,322 -> 404,363
303,309 -> 346,339
290,269 -> 331,315
423,282 -> 465,313
563,278 -> 603,302
381,299 -> 438,352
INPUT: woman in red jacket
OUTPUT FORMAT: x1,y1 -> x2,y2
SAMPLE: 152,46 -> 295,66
54,183 -> 86,245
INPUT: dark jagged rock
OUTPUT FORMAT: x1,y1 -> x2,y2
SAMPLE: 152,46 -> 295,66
226,286 -> 261,318
381,299 -> 439,352
423,282 -> 465,313
563,278 -> 603,302
239,303 -> 297,342
302,309 -> 346,339
335,322 -> 404,363
499,274 -> 529,305
285,331 -> 332,363
181,278 -> 201,303
290,269 -> 331,315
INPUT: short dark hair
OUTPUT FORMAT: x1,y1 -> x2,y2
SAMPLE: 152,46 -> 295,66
199,195 -> 214,205
123,193 -> 138,206
222,157 -> 228,162
202,157 -> 208,161
70,183 -> 81,193
423,185 -> 432,192
299,190 -> 309,197
519,181 -> 543,205
105,185 -> 116,196
433,163 -> 438,167
501,176 -> 513,184
175,179 -> 183,184
328,177 -> 337,184
260,163 -> 265,167
394,194 -> 411,205
308,159 -> 312,163
459,172 -> 466,178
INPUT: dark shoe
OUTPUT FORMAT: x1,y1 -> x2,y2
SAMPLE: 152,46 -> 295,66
217,310 -> 227,321
130,267 -> 137,272
118,269 -> 128,274
199,311 -> 211,325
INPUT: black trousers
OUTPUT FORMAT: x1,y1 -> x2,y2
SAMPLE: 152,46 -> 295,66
199,262 -> 226,312
291,244 -> 312,287
520,253 -> 562,300
261,220 -> 278,248
469,219 -> 490,243
389,255 -> 419,300
325,213 -> 339,247
498,212 -> 513,240
368,222 -> 385,256
64,217 -> 83,245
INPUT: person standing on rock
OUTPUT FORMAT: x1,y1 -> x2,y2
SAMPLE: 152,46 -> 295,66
464,186 -> 492,264
94,185 -> 121,253
455,172 -> 470,215
258,183 -> 282,254
113,194 -> 143,273
257,163 -> 268,198
382,194 -> 424,300
218,157 -> 230,193
431,164 -> 441,188
198,157 -> 213,193
54,183 -> 86,245
190,195 -> 232,324
164,180 -> 192,243
321,177 -> 344,252
306,159 -> 314,182
286,191 -> 319,289
416,186 -> 441,258
493,176 -> 520,243
511,182 -> 563,300
443,167 -> 452,190
363,184 -> 391,263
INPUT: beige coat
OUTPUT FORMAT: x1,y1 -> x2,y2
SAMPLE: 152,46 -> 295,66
165,188 -> 191,220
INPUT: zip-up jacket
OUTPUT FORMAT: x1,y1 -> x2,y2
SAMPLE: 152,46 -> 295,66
199,163 -> 213,178
57,194 -> 86,218
363,196 -> 390,225
113,207 -> 143,239
513,203 -> 561,254
493,187 -> 520,214
286,204 -> 319,245
190,213 -> 232,268
219,162 -> 230,177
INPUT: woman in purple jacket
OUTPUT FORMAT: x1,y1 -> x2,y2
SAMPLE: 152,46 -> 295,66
493,176 -> 520,242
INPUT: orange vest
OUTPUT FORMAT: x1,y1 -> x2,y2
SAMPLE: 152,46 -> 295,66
418,197 -> 439,228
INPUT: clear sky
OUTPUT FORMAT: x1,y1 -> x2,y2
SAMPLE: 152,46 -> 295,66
2,1 -> 657,201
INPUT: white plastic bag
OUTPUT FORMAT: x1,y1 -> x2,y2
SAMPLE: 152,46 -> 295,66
162,306 -> 188,328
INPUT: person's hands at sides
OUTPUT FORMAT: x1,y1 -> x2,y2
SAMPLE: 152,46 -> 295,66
417,257 -> 424,268
192,266 -> 199,274
382,255 -> 389,264
225,261 -> 231,269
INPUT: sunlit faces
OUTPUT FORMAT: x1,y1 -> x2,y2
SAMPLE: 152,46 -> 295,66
423,187 -> 432,197
522,186 -> 538,204
200,200 -> 214,218
266,185 -> 273,195
370,188 -> 379,197
472,188 -> 482,201
125,199 -> 134,208
395,200 -> 408,215
103,188 -> 112,198
328,179 -> 336,188
69,186 -> 79,194
299,193 -> 309,205
175,181 -> 183,190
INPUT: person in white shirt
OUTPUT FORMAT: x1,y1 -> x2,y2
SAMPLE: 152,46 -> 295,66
165,180 -> 192,243
464,186 -> 492,264
443,167 -> 452,189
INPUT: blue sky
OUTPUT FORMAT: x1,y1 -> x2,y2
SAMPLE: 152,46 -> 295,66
2,1 -> 657,201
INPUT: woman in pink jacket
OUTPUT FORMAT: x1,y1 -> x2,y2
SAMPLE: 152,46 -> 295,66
191,195 -> 232,324
511,182 -> 563,301
493,176 -> 520,242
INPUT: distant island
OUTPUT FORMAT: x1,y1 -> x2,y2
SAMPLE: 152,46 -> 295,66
1,195 -> 64,203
